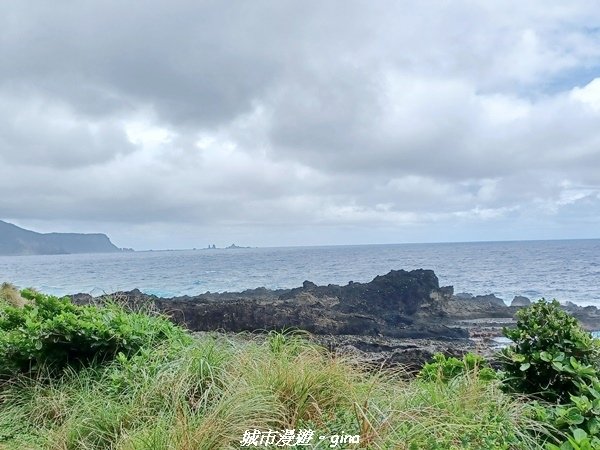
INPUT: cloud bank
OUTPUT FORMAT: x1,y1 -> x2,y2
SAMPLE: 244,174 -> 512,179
1,1 -> 600,248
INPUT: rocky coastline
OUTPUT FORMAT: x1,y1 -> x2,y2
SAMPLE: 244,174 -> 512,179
70,269 -> 600,370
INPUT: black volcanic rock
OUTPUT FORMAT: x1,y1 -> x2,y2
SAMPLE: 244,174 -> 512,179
0,220 -> 121,255
69,269 -> 600,367
472,294 -> 506,307
281,269 -> 445,316
73,269 -> 467,340
561,301 -> 600,330
511,295 -> 531,307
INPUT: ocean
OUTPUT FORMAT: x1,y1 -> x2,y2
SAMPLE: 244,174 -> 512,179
1,239 -> 599,306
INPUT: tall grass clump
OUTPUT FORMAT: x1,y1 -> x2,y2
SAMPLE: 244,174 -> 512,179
237,330 -> 362,428
380,375 -> 549,449
0,282 -> 28,309
0,335 -> 244,450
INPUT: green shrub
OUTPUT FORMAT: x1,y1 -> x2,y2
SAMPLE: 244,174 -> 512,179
419,352 -> 497,383
538,374 -> 600,450
0,289 -> 187,376
500,299 -> 600,449
501,299 -> 598,403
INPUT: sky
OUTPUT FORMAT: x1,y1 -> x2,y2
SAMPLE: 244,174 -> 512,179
1,1 -> 600,250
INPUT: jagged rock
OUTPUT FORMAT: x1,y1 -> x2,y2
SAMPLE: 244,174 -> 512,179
69,269 -> 600,366
561,301 -> 600,330
302,280 -> 317,289
312,335 -> 472,372
564,301 -> 579,310
511,296 -> 531,307
473,294 -> 506,307
444,295 -> 513,320
73,269 -> 466,340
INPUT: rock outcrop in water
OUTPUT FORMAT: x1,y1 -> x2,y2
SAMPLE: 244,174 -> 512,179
70,269 -> 600,370
0,220 -> 121,255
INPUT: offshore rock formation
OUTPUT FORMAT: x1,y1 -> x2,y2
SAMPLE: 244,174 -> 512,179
0,220 -> 121,255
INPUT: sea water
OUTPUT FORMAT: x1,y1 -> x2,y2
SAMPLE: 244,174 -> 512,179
0,239 -> 599,306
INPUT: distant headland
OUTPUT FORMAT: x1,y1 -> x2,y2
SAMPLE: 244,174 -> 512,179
0,220 -> 128,256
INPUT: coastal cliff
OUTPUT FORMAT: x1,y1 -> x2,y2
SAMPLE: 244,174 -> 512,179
0,220 -> 121,255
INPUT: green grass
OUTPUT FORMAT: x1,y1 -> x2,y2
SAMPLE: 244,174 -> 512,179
0,291 -> 557,449
0,327 -> 555,449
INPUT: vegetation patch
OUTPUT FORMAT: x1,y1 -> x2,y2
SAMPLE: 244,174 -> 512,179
0,290 -> 187,376
3,289 -> 599,449
501,299 -> 600,449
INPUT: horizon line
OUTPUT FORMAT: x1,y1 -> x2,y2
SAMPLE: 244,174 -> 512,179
133,236 -> 600,252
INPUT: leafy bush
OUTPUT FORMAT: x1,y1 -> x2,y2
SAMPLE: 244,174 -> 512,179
418,352 -> 497,383
501,299 -> 598,403
546,383 -> 600,449
0,289 -> 188,376
500,299 -> 600,449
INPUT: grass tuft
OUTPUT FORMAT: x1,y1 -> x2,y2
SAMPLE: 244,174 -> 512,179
0,283 -> 28,308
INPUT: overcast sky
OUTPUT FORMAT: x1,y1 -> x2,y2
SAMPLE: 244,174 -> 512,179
1,1 -> 600,249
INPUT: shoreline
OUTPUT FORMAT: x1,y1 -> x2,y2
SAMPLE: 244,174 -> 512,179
4,239 -> 600,307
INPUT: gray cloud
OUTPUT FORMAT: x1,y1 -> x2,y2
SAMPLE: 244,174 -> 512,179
0,93 -> 136,168
1,1 -> 600,247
